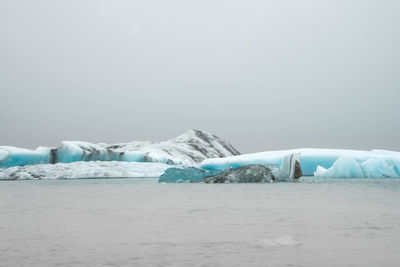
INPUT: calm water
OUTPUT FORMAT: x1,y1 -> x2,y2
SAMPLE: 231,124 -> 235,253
1,178 -> 400,267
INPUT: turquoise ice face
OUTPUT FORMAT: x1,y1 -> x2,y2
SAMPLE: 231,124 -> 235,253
200,148 -> 400,178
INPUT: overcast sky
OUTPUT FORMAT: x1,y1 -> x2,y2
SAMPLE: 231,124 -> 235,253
0,0 -> 399,153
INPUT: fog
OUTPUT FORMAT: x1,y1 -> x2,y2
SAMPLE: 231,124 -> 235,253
1,0 -> 399,152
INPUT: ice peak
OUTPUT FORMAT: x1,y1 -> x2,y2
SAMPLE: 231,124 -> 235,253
172,129 -> 215,142
170,129 -> 240,157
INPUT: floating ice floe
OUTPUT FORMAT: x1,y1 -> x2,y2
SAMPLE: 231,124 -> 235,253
257,235 -> 301,247
0,161 -> 171,180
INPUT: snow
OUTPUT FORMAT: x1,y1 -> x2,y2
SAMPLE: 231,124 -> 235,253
0,161 -> 170,180
315,156 -> 400,178
200,148 -> 400,176
104,129 -> 240,165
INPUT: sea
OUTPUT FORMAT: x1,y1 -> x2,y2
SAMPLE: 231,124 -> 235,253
1,177 -> 399,267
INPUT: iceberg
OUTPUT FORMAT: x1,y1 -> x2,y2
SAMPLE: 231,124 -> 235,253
159,167 -> 222,183
0,161 -> 171,180
0,146 -> 50,168
51,141 -> 124,163
315,156 -> 400,178
2,129 -> 400,179
104,129 -> 240,165
159,165 -> 277,183
0,130 -> 240,169
159,153 -> 302,183
200,148 -> 400,176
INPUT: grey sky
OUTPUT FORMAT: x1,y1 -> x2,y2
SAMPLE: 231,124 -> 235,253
0,0 -> 399,153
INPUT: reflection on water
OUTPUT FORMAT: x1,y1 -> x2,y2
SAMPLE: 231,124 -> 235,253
1,178 -> 400,267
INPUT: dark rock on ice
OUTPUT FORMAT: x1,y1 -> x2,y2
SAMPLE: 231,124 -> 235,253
159,153 -> 302,183
294,160 -> 302,178
205,164 -> 276,183
277,153 -> 302,181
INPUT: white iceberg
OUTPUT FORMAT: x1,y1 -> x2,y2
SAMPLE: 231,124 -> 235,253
0,161 -> 171,180
0,130 -> 240,168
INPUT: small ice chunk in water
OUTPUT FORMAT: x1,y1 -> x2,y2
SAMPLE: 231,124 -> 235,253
258,235 -> 301,247
158,167 -> 222,183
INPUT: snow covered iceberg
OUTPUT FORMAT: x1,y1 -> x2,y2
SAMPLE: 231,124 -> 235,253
0,130 -> 240,169
200,148 -> 400,177
0,161 -> 171,180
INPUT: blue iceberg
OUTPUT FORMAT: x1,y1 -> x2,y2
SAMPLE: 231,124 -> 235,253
159,167 -> 222,183
315,156 -> 400,178
52,141 -> 126,163
200,148 -> 400,177
0,146 -> 50,168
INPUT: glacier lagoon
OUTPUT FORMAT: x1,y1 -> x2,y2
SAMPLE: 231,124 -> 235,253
0,118 -> 394,266
2,130 -> 400,266
1,177 -> 400,267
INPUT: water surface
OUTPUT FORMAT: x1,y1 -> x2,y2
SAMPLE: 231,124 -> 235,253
1,178 -> 399,267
